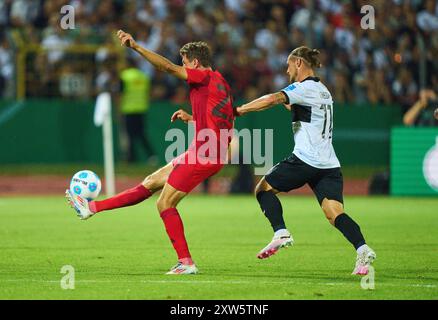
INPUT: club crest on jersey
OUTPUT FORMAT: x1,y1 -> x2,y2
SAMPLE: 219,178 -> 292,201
320,92 -> 330,99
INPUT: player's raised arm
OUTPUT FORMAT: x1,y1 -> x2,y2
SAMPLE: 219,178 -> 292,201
235,92 -> 288,116
403,89 -> 436,126
117,29 -> 188,80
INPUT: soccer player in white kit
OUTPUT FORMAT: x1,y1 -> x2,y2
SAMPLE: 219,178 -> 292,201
235,46 -> 376,275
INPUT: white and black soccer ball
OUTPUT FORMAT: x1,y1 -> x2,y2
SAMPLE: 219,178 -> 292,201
69,170 -> 102,200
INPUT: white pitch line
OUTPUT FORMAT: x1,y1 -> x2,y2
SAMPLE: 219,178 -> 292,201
0,279 -> 436,289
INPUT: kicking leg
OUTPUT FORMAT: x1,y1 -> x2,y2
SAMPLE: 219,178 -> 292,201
255,177 -> 293,259
66,163 -> 173,219
156,183 -> 198,275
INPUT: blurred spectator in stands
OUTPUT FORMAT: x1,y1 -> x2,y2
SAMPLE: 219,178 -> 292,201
290,2 -> 326,45
317,50 -> 334,85
224,0 -> 246,17
186,6 -> 214,39
416,0 -> 438,32
216,8 -> 244,48
59,60 -> 93,98
392,68 -> 418,111
171,85 -> 188,106
149,71 -> 170,101
0,34 -> 13,98
255,20 -> 280,54
403,89 -> 438,126
319,24 -> 338,75
334,16 -> 356,55
95,57 -> 119,96
0,70 -> 4,98
270,40 -> 289,89
271,4 -> 289,32
134,23 -> 162,77
41,16 -> 72,65
120,58 -> 155,163
9,0 -> 41,28
367,69 -> 393,105
0,0 -> 11,27
333,70 -> 354,104
0,0 -> 434,107
230,46 -> 255,94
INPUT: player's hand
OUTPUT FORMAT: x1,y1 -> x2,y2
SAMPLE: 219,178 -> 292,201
419,89 -> 436,108
117,30 -> 137,49
233,106 -> 242,117
283,103 -> 292,111
171,109 -> 192,123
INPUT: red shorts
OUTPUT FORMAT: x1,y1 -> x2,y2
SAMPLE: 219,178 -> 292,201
167,151 -> 224,193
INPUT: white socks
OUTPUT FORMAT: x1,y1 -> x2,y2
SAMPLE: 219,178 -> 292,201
274,229 -> 290,238
356,244 -> 369,255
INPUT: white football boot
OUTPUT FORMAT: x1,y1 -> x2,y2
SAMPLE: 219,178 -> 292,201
257,231 -> 294,259
166,262 -> 199,275
352,245 -> 376,275
65,189 -> 94,220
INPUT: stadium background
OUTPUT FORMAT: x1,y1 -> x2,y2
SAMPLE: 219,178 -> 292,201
0,0 -> 437,195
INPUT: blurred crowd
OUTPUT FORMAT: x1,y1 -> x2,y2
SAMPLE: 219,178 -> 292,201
0,0 -> 437,111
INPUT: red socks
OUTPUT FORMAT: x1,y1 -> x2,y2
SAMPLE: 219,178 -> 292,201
89,184 -> 152,213
89,186 -> 192,263
160,208 -> 192,261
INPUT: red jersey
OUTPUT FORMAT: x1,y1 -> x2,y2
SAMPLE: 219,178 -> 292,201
185,68 -> 234,160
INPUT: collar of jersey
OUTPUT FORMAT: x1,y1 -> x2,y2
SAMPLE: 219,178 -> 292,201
300,76 -> 320,83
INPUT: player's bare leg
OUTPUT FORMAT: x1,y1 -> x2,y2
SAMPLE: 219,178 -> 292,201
321,198 -> 376,275
255,177 -> 293,259
156,183 -> 197,274
141,162 -> 174,193
66,163 -> 173,220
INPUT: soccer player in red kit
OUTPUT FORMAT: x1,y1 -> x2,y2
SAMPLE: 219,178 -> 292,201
66,30 -> 234,274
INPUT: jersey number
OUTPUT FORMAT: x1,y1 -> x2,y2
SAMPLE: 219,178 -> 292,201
320,104 -> 333,139
213,82 -> 233,123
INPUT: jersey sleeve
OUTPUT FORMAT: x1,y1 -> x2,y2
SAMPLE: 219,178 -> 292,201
186,68 -> 209,85
281,82 -> 305,105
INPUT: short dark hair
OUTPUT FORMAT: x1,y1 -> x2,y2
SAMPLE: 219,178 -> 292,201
290,46 -> 322,68
179,41 -> 212,67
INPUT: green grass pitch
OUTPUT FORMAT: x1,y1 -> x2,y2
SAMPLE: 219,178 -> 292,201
0,195 -> 437,300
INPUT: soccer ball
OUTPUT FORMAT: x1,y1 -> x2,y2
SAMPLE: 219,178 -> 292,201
70,170 -> 101,200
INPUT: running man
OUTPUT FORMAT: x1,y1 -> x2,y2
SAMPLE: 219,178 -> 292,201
235,46 -> 376,275
66,30 -> 234,275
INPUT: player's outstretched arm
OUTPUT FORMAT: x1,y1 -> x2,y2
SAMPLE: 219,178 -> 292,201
235,92 -> 287,116
117,30 -> 188,80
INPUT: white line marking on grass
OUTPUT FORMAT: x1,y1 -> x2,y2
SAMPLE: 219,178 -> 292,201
410,284 -> 437,288
1,279 -> 436,289
138,280 -> 438,289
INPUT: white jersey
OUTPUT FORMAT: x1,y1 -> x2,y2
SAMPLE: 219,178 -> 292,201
281,77 -> 340,169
